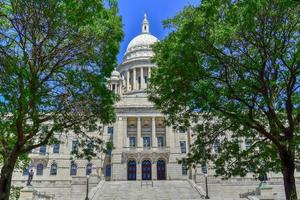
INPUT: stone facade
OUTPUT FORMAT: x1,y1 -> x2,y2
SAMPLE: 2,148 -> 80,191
11,14 -> 191,200
11,14 -> 299,200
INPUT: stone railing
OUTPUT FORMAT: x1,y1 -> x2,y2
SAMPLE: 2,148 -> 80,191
123,146 -> 170,153
30,152 -> 50,167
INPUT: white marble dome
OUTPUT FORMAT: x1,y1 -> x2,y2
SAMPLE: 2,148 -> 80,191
126,33 -> 159,53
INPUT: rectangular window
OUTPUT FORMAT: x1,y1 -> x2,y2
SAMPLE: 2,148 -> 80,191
88,124 -> 97,132
143,137 -> 151,148
39,145 -> 47,155
144,76 -> 148,84
22,167 -> 29,176
74,126 -> 80,133
106,149 -> 112,156
107,126 -> 114,134
138,77 -> 141,84
87,140 -> 95,153
180,141 -> 186,153
53,144 -> 60,154
182,164 -> 188,175
178,126 -> 186,133
72,140 -> 79,154
157,137 -> 164,147
129,137 -> 136,148
245,139 -> 252,150
105,165 -> 111,177
201,164 -> 208,174
41,125 -> 48,133
213,139 -> 220,153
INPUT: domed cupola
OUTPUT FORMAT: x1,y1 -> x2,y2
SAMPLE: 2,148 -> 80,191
123,14 -> 159,62
117,14 -> 159,94
110,69 -> 122,94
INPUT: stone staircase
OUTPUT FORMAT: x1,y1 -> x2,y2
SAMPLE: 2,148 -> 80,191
90,180 -> 203,200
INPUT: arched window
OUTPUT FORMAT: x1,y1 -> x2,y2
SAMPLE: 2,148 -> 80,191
86,163 -> 92,175
70,163 -> 77,176
36,164 -> 44,176
50,163 -> 57,175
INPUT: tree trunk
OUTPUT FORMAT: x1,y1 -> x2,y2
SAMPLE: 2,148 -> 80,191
0,163 -> 15,200
280,149 -> 298,200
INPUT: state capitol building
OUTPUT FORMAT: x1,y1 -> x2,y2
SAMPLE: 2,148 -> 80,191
11,14 -> 292,200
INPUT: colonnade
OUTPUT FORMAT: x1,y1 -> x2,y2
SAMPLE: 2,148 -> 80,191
126,67 -> 152,91
124,116 -> 166,148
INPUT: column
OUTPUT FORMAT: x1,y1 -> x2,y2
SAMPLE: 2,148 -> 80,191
123,117 -> 128,148
166,126 -> 171,148
152,117 -> 157,148
137,162 -> 141,180
137,117 -> 142,148
133,68 -> 136,90
140,67 -> 144,89
126,71 -> 130,91
152,162 -> 157,180
148,67 -> 151,78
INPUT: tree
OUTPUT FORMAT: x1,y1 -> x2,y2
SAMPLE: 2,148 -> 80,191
0,0 -> 123,199
148,0 -> 300,199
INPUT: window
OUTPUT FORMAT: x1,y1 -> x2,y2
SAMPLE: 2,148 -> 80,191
41,125 -> 48,133
39,145 -> 47,155
53,144 -> 60,154
180,141 -> 186,153
129,137 -> 136,148
70,163 -> 77,176
72,140 -> 79,154
50,163 -> 57,175
143,137 -> 151,148
74,126 -> 80,133
107,127 -> 114,134
201,164 -> 208,174
213,139 -> 221,153
22,167 -> 29,176
36,164 -> 44,176
144,76 -> 148,84
112,84 -> 116,91
245,139 -> 252,150
248,166 -> 254,173
87,140 -> 95,153
105,165 -> 111,177
108,149 -> 113,155
178,126 -> 186,133
157,137 -> 164,147
88,124 -> 97,132
138,77 -> 141,84
86,163 -> 92,175
182,164 -> 188,175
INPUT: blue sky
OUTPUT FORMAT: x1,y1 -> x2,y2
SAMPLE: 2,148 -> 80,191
117,0 -> 200,63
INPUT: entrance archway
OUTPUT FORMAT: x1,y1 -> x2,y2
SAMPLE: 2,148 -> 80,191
142,160 -> 152,180
127,160 -> 136,180
157,160 -> 166,180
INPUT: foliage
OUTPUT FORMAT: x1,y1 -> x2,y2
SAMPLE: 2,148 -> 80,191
148,0 -> 299,199
0,0 -> 123,199
9,186 -> 21,200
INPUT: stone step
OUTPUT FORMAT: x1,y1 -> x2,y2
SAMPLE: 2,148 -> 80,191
92,180 -> 202,200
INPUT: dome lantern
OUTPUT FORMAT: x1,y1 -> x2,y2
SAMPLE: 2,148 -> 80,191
142,13 -> 149,34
